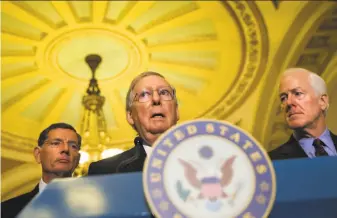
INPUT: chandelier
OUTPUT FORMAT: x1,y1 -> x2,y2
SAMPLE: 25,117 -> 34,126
74,54 -> 124,176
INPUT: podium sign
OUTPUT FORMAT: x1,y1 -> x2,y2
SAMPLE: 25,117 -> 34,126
18,173 -> 151,218
143,119 -> 276,218
18,159 -> 337,218
270,157 -> 337,218
18,120 -> 337,218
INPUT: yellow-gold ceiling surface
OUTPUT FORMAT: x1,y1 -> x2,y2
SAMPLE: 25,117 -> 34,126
1,1 -> 337,200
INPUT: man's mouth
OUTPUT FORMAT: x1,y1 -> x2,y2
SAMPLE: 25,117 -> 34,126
151,113 -> 165,118
58,158 -> 70,163
288,112 -> 300,118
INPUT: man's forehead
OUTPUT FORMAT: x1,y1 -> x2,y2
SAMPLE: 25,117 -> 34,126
134,75 -> 170,90
48,128 -> 77,139
280,74 -> 310,89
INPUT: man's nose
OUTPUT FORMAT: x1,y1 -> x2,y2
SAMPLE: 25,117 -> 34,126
152,91 -> 161,104
285,95 -> 295,112
286,94 -> 296,106
60,142 -> 70,154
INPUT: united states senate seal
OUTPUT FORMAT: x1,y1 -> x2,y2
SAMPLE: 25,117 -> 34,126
143,119 -> 276,218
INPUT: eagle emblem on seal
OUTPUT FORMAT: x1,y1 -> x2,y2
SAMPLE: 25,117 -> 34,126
179,155 -> 236,202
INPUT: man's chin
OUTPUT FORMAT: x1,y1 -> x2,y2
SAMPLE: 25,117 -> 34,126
149,129 -> 167,135
52,167 -> 73,175
287,122 -> 305,130
148,125 -> 171,134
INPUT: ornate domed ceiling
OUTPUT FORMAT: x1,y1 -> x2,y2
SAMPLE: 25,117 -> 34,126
2,1 -> 337,200
2,1 -> 269,154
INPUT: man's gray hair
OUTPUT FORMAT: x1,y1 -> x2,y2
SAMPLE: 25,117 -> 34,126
125,71 -> 177,111
282,67 -> 329,114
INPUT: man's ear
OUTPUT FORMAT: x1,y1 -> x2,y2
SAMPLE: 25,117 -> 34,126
34,147 -> 41,164
319,94 -> 329,112
126,110 -> 134,126
176,106 -> 180,121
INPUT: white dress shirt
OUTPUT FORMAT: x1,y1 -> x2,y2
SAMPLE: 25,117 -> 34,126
38,178 -> 47,193
143,144 -> 153,155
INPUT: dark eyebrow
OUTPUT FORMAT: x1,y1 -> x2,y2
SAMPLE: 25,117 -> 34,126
49,138 -> 78,143
49,138 -> 63,141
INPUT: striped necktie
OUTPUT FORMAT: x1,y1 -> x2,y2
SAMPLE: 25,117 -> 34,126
312,138 -> 328,157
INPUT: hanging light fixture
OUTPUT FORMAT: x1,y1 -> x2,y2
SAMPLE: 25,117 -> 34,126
74,54 -> 124,176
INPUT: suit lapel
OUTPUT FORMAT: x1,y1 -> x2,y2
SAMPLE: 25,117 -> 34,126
286,131 -> 337,158
27,184 -> 39,201
31,184 -> 39,195
281,136 -> 308,159
120,145 -> 147,173
330,131 -> 337,152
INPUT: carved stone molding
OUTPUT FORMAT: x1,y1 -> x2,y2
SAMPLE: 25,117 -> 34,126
204,1 -> 269,119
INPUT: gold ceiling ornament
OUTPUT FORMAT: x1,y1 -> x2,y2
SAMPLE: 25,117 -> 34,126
2,1 -> 268,156
74,54 -> 124,176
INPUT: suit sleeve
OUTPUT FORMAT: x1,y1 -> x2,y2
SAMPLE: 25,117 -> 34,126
87,161 -> 99,175
268,149 -> 278,160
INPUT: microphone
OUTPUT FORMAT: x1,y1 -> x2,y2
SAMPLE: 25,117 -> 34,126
116,136 -> 143,173
134,136 -> 143,147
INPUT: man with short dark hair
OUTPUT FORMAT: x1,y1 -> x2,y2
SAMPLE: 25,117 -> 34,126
1,122 -> 81,218
88,71 -> 179,175
269,68 -> 337,160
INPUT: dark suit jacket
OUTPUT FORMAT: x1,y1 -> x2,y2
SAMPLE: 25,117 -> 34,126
88,137 -> 147,175
1,185 -> 39,218
268,131 -> 337,160
88,137 -> 155,218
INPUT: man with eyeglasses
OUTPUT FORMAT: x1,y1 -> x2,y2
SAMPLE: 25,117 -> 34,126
268,68 -> 337,160
1,122 -> 81,218
88,71 -> 179,175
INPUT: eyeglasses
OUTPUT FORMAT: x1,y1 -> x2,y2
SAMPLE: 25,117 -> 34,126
133,86 -> 175,103
44,139 -> 80,150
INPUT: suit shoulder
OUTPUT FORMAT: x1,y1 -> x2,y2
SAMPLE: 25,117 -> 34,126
269,142 -> 288,153
2,191 -> 33,205
88,147 -> 135,175
330,131 -> 337,138
1,192 -> 35,218
268,141 -> 290,159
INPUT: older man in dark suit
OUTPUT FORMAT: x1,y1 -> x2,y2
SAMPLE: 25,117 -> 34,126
269,68 -> 337,160
88,71 -> 179,175
1,123 -> 81,218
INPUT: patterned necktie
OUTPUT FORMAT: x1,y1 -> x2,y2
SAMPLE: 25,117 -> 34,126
312,138 -> 328,157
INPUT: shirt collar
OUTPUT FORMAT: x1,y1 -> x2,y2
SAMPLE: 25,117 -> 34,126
318,128 -> 333,149
38,178 -> 48,193
295,128 -> 333,157
143,143 -> 153,156
293,128 -> 329,141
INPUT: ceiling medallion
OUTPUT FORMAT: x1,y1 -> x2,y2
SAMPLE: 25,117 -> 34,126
36,25 -> 148,82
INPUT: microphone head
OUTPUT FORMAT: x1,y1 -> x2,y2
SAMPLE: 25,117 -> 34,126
134,136 -> 143,146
